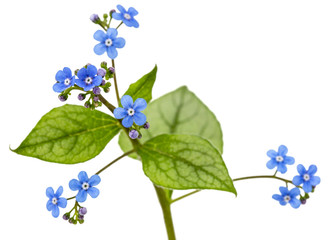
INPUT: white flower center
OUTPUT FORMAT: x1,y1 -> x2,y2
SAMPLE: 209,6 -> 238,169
82,182 -> 90,190
105,38 -> 113,47
303,173 -> 310,181
64,78 -> 71,86
275,156 -> 284,162
124,13 -> 131,20
85,77 -> 93,84
128,108 -> 135,116
52,197 -> 58,205
284,195 -> 291,203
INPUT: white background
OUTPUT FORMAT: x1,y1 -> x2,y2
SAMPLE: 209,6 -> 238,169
1,0 -> 335,239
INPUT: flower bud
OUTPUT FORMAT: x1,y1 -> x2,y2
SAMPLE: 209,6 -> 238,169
129,129 -> 139,139
78,93 -> 86,101
93,86 -> 101,95
104,88 -> 110,93
93,96 -> 99,102
97,68 -> 106,77
103,13 -> 108,19
78,214 -> 84,220
108,67 -> 115,73
63,213 -> 70,220
58,94 -> 67,102
100,61 -> 107,69
143,122 -> 150,129
109,9 -> 116,17
100,80 -> 106,86
138,133 -> 143,139
90,14 -> 100,23
79,207 -> 87,215
84,102 -> 91,108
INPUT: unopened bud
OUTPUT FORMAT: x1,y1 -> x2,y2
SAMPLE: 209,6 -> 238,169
129,129 -> 139,139
90,14 -> 100,23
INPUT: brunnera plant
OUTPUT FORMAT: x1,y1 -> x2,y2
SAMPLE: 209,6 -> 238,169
11,4 -> 321,240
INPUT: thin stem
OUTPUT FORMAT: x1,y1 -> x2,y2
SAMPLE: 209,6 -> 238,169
98,94 -> 116,113
154,185 -> 176,240
116,22 -> 123,29
95,150 -> 135,175
171,190 -> 201,204
67,196 -> 76,201
233,175 -> 292,184
111,59 -> 120,104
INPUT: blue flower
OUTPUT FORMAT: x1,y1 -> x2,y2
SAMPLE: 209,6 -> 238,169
113,95 -> 147,128
112,5 -> 139,28
76,65 -> 102,91
53,67 -> 76,93
272,187 -> 301,209
292,164 -> 321,193
266,145 -> 295,173
69,171 -> 101,203
46,186 -> 67,218
93,28 -> 125,59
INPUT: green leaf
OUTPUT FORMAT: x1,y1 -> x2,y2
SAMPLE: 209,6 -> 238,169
122,65 -> 157,104
119,86 -> 223,159
12,104 -> 121,164
137,134 -> 236,194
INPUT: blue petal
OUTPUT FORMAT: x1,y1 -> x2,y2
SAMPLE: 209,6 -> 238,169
77,68 -> 88,80
123,19 -> 133,27
113,107 -> 127,119
289,187 -> 300,197
78,171 -> 89,183
272,194 -> 283,201
76,189 -> 88,203
279,186 -> 289,196
279,200 -> 287,206
107,28 -> 118,39
94,30 -> 107,42
114,37 -> 126,48
121,95 -> 133,108
307,165 -> 317,175
57,197 -> 67,208
51,205 -> 60,218
284,156 -> 295,165
292,175 -> 303,186
75,78 -> 86,89
92,75 -> 102,86
55,70 -> 66,81
87,65 -> 97,78
122,115 -> 134,128
297,164 -> 306,175
310,176 -> 321,186
289,198 -> 301,209
133,98 -> 147,111
303,182 -> 312,193
53,82 -> 68,93
107,46 -> 118,59
88,175 -> 101,186
83,83 -> 95,91
129,19 -> 139,28
133,112 -> 146,126
278,145 -> 288,156
112,12 -> 123,20
266,149 -> 277,158
128,7 -> 138,16
117,4 -> 127,14
63,67 -> 72,78
277,163 -> 287,174
94,43 -> 107,55
55,186 -> 63,198
46,200 -> 53,211
266,159 -> 277,170
87,187 -> 100,198
46,187 -> 54,199
69,179 -> 81,191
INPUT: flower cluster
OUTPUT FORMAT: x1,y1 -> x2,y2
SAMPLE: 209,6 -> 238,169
266,145 -> 321,209
46,171 -> 101,224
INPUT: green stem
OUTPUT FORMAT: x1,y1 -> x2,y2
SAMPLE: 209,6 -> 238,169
154,185 -> 176,240
98,94 -> 116,113
116,22 -> 123,29
95,150 -> 135,175
111,59 -> 120,104
171,190 -> 201,204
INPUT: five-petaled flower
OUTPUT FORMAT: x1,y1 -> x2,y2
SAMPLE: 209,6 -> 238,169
46,186 -> 67,218
272,186 -> 301,209
292,164 -> 321,193
266,145 -> 295,174
53,67 -> 76,93
93,28 -> 126,59
113,95 -> 147,128
69,171 -> 101,203
76,65 -> 102,91
112,5 -> 139,28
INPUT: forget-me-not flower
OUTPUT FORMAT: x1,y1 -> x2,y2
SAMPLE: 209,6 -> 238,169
93,28 -> 125,59
292,164 -> 321,193
53,67 -> 76,93
266,145 -> 295,174
113,95 -> 147,128
69,171 -> 101,203
76,65 -> 102,91
46,186 -> 67,218
272,186 -> 301,209
112,5 -> 139,28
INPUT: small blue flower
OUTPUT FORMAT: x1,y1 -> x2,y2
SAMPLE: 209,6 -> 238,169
46,186 -> 67,218
76,65 -> 102,91
53,67 -> 76,93
266,145 -> 295,174
292,164 -> 321,193
113,95 -> 147,128
69,171 -> 101,203
93,28 -> 125,59
272,187 -> 301,209
112,5 -> 139,28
